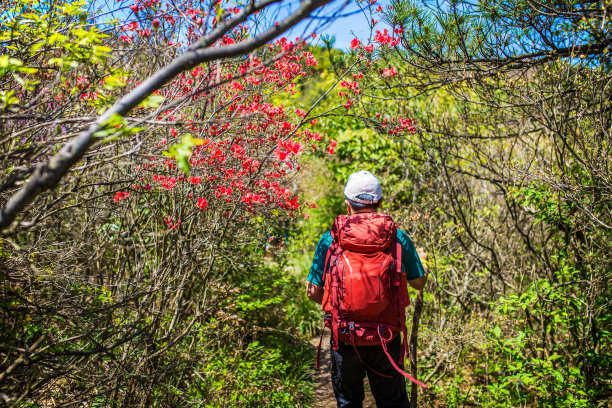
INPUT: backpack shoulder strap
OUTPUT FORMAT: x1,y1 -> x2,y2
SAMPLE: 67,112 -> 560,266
396,239 -> 402,275
321,241 -> 333,283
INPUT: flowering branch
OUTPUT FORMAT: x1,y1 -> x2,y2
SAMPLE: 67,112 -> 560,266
0,0 -> 334,231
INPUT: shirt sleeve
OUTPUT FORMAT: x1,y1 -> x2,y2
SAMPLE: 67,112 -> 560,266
307,231 -> 332,286
396,229 -> 426,281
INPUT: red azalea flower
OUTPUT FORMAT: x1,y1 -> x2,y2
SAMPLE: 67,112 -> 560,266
113,191 -> 130,203
197,197 -> 208,211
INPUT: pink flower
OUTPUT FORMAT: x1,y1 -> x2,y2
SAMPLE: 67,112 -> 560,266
350,38 -> 361,49
304,52 -> 318,66
383,66 -> 397,77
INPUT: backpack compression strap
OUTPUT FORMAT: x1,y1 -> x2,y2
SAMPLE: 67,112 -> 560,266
378,326 -> 428,388
330,258 -> 343,351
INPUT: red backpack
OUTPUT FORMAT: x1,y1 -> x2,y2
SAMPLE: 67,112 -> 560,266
316,212 -> 427,388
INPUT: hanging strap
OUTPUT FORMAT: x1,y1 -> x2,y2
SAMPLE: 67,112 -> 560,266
394,241 -> 410,364
348,327 -> 392,379
379,326 -> 428,388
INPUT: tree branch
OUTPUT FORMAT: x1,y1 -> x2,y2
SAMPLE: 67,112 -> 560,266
0,0 -> 333,232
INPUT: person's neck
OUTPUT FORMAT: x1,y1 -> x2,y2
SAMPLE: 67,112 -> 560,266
349,209 -> 378,215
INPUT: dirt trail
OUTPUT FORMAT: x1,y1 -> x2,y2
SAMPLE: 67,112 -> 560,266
309,334 -> 376,408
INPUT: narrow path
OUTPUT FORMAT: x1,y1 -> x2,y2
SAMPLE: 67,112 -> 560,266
309,334 -> 376,408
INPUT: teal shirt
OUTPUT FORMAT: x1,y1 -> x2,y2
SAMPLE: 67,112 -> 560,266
307,229 -> 426,286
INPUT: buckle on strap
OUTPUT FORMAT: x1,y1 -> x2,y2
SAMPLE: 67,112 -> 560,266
377,325 -> 393,342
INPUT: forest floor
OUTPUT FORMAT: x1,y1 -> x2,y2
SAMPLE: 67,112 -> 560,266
309,334 -> 377,408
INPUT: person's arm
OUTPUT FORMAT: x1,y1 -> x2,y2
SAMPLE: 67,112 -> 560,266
408,275 -> 427,290
306,281 -> 324,304
408,248 -> 429,290
306,232 -> 331,304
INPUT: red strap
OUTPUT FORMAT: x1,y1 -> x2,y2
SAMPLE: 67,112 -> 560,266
331,261 -> 341,350
322,246 -> 332,283
349,337 -> 392,379
379,327 -> 428,388
396,241 -> 402,275
395,241 -> 410,364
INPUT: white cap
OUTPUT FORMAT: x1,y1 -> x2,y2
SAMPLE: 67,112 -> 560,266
344,170 -> 382,204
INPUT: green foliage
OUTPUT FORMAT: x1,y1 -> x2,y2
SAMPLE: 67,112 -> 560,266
283,251 -> 322,338
94,113 -> 146,141
163,134 -> 204,175
465,254 -> 610,407
3,0 -> 611,405
188,336 -> 314,407
511,184 -> 573,230
1,0 -> 116,118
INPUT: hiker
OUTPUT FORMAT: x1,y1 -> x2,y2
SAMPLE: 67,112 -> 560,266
306,170 -> 428,408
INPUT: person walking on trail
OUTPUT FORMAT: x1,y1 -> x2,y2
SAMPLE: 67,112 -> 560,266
306,170 -> 428,408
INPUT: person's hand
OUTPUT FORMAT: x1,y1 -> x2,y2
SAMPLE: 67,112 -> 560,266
417,248 -> 427,261
417,248 -> 429,272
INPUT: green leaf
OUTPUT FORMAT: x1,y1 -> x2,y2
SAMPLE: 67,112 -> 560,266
163,134 -> 199,175
20,12 -> 40,22
47,32 -> 68,45
0,55 -> 22,68
102,113 -> 126,128
104,75 -> 126,89
138,93 -> 164,108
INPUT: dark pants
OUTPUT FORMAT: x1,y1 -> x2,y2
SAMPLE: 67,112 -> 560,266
330,335 -> 411,408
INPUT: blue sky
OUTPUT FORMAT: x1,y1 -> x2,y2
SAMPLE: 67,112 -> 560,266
92,0 -> 390,51
277,0 -> 393,50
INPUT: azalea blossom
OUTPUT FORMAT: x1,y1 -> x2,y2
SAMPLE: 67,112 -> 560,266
113,191 -> 130,203
197,197 -> 208,211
